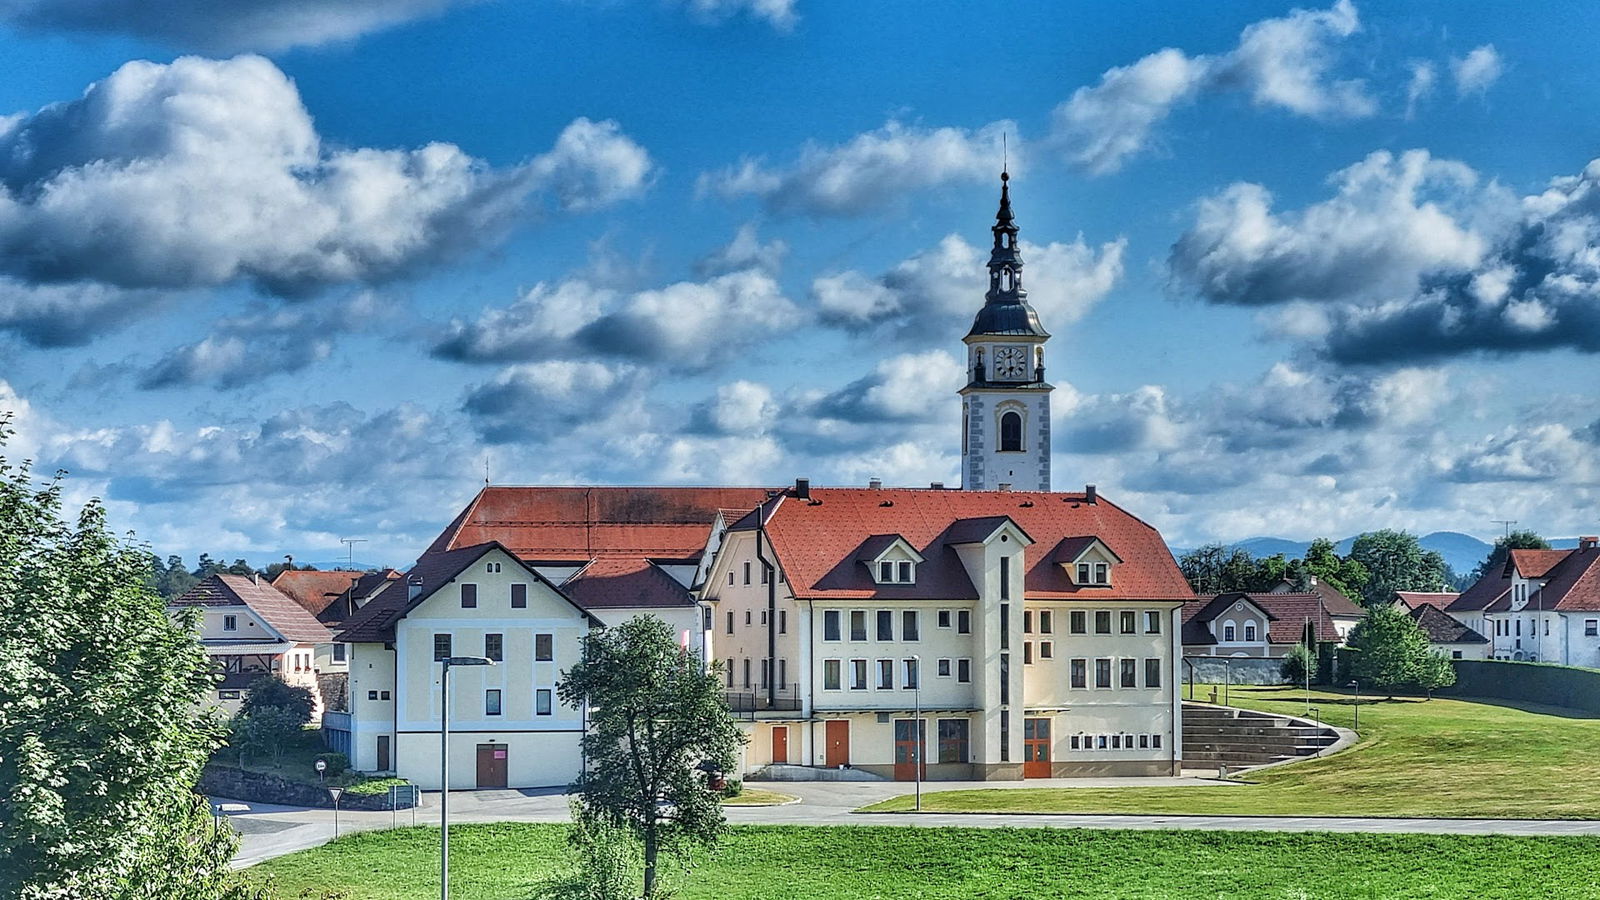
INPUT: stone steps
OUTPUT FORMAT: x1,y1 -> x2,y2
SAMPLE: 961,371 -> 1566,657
1181,702 -> 1339,770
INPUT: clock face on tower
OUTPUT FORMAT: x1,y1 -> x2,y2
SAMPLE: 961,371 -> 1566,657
993,345 -> 1028,380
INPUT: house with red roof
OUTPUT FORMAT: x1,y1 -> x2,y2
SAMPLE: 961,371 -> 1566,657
700,479 -> 1194,780
1180,590 -> 1346,661
170,573 -> 335,716
1451,537 -> 1600,664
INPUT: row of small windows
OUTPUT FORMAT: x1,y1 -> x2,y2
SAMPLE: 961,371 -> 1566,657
878,560 -> 916,584
1222,623 -> 1257,642
729,561 -> 786,585
1075,563 -> 1110,585
362,686 -> 553,716
825,609 -> 960,642
729,608 -> 789,634
821,657 -> 975,690
432,632 -> 554,662
1056,657 -> 1164,690
725,657 -> 789,690
1070,733 -> 1163,751
1035,609 -> 1163,635
459,583 -> 529,608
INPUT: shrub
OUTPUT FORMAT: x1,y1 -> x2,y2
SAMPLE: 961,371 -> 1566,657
721,778 -> 743,799
314,752 -> 349,776
1280,643 -> 1318,685
241,677 -> 315,727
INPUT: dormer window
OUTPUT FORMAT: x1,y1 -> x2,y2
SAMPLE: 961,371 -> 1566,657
1060,537 -> 1120,587
878,560 -> 916,584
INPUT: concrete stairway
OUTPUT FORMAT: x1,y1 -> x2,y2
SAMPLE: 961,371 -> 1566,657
1183,702 -> 1339,770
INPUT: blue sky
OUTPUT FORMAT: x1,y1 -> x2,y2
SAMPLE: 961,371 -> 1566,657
1,0 -> 1597,565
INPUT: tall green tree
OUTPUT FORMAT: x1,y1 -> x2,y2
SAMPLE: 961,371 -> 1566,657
0,423 -> 252,898
558,616 -> 743,899
1179,544 -> 1270,595
1469,529 -> 1551,584
1347,530 -> 1453,607
1347,606 -> 1436,697
1298,537 -> 1370,599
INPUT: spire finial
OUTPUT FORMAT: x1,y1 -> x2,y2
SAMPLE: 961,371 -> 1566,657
1002,132 -> 1008,177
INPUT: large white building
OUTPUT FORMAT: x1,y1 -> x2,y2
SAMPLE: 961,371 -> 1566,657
1444,539 -> 1600,665
333,173 -> 1196,787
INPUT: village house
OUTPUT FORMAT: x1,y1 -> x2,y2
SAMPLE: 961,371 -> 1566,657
1447,538 -> 1600,664
170,573 -> 336,716
1180,590 -> 1346,660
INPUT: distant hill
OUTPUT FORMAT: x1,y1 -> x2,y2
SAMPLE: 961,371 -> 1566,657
1172,531 -> 1495,578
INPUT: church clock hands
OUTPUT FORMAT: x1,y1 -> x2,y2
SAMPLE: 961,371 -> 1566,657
993,345 -> 1028,380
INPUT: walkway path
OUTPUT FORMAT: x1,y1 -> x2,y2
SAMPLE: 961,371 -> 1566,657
224,777 -> 1600,869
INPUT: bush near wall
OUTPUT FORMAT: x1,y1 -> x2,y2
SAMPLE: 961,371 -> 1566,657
199,765 -> 415,810
1439,659 -> 1600,713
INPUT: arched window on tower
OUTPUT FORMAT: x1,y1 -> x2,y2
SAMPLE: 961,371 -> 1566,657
1000,411 -> 1023,452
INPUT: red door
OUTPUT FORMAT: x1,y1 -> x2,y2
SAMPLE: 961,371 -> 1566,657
475,744 -> 508,788
824,720 -> 850,767
771,726 -> 789,765
893,719 -> 926,781
1023,718 -> 1051,778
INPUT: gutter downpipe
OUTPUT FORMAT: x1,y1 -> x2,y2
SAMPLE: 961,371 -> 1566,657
756,500 -> 778,710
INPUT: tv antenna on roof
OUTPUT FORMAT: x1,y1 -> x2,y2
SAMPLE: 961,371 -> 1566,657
339,537 -> 368,569
1491,519 -> 1518,540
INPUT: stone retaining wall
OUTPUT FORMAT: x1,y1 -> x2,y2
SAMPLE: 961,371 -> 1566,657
200,765 -> 413,810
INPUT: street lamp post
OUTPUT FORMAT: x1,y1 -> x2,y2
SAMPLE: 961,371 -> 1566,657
440,655 -> 495,900
1347,679 -> 1360,732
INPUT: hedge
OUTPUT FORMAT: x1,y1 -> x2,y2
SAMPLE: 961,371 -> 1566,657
1439,658 -> 1600,713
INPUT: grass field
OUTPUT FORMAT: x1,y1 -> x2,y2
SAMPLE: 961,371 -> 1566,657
863,686 -> 1600,819
252,823 -> 1600,899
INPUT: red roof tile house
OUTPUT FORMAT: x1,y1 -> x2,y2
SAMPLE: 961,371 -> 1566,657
1454,537 -> 1600,664
170,574 -> 335,716
701,481 -> 1194,780
1181,590 -> 1344,661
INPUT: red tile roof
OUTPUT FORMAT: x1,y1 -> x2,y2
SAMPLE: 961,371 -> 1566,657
742,487 -> 1193,602
1523,547 -> 1600,612
1306,580 -> 1365,617
1447,570 -> 1508,613
420,486 -> 772,611
1394,591 -> 1459,612
174,574 -> 334,644
1181,591 -> 1341,644
562,557 -> 695,609
426,486 -> 771,560
271,569 -> 384,616
1509,549 -> 1570,579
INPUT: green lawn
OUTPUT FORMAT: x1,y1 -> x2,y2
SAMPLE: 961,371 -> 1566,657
863,686 -> 1600,819
252,823 -> 1600,899
721,787 -> 798,806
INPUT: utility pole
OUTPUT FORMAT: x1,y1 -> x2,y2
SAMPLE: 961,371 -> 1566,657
1492,519 -> 1518,541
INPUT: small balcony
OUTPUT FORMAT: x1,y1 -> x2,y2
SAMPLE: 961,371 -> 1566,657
725,683 -> 803,719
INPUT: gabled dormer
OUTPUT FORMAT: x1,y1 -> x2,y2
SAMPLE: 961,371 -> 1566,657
1054,536 -> 1123,587
856,535 -> 926,585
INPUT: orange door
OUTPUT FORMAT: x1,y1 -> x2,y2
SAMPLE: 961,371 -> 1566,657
771,726 -> 789,765
1022,718 -> 1051,778
824,720 -> 850,767
893,719 -> 926,781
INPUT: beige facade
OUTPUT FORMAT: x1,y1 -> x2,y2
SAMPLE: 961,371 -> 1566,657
702,518 -> 1186,781
180,599 -> 322,716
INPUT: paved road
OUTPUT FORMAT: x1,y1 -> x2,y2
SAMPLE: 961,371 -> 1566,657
224,776 -> 1600,869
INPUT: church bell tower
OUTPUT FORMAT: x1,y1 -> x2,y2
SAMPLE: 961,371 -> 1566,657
960,170 -> 1053,492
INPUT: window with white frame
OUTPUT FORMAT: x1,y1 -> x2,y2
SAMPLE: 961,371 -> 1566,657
957,610 -> 972,634
1071,658 -> 1087,688
485,689 -> 502,716
1587,620 -> 1598,637
850,659 -> 868,690
902,610 -> 920,641
1070,610 -> 1086,633
1040,610 -> 1053,634
903,658 -> 919,689
1094,658 -> 1111,688
850,610 -> 868,641
937,658 -> 952,677
1144,610 -> 1162,634
1120,611 -> 1136,634
1224,624 -> 1236,642
1094,563 -> 1109,584
1244,623 -> 1257,642
824,610 -> 841,641
938,609 -> 952,628
957,658 -> 971,683
877,658 -> 894,690
222,614 -> 237,632
1145,658 -> 1162,688
1040,641 -> 1053,659
823,659 -> 841,690
536,689 -> 552,716
1120,658 -> 1137,688
877,610 -> 893,641
1077,563 -> 1091,583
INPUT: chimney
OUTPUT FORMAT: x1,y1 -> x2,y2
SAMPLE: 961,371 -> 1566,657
1085,484 -> 1097,504
794,477 -> 811,500
869,478 -> 882,490
1309,574 -> 1319,588
1582,536 -> 1599,550
998,483 -> 1012,492
251,572 -> 259,585
929,482 -> 944,490
407,573 -> 424,601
